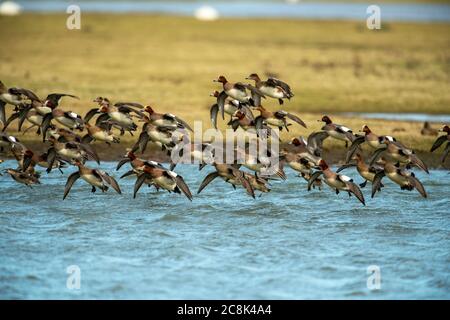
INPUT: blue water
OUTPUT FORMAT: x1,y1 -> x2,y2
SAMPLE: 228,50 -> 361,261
341,113 -> 450,123
15,1 -> 450,22
0,160 -> 449,299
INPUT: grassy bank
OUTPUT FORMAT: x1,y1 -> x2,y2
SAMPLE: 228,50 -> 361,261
0,14 -> 448,166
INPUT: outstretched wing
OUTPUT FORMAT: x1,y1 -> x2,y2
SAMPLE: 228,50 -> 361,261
217,91 -> 228,120
84,108 -> 100,123
268,77 -> 293,97
409,154 -> 429,174
369,147 -> 387,166
210,103 -> 219,129
98,170 -> 122,194
346,181 -> 365,206
0,100 -> 6,127
63,171 -> 81,200
133,173 -> 149,199
430,135 -> 447,152
407,175 -> 427,198
336,163 -> 356,173
307,171 -> 323,191
285,112 -> 307,128
345,135 -> 365,163
307,131 -> 329,157
175,175 -> 193,201
197,171 -> 220,194
371,171 -> 385,198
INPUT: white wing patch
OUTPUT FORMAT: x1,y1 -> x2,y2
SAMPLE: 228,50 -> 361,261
168,171 -> 177,177
339,126 -> 352,132
340,174 -> 352,182
69,112 -> 78,119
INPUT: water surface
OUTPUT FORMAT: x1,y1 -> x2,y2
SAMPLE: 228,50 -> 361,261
15,1 -> 450,22
0,160 -> 449,299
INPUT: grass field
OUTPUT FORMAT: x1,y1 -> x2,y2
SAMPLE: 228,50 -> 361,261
0,14 -> 449,164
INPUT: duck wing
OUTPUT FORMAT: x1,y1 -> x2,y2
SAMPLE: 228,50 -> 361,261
210,103 -> 219,129
242,84 -> 266,99
369,147 -> 387,166
198,171 -> 219,194
407,175 -> 427,198
63,171 -> 81,200
114,102 -> 144,109
240,104 -> 254,121
345,135 -> 365,163
13,87 -> 40,102
80,143 -> 100,164
46,93 -> 79,107
371,171 -> 385,198
284,112 -> 307,128
2,110 -> 21,132
345,181 -> 366,206
441,142 -> 450,163
307,131 -> 329,157
175,175 -> 193,201
268,77 -> 294,98
430,135 -> 447,152
133,173 -> 149,198
336,163 -> 356,173
116,158 -> 131,170
307,171 -> 323,191
217,91 -> 228,120
97,170 -> 122,194
409,153 -> 429,174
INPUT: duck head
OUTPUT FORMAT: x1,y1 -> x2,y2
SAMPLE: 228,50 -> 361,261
318,159 -> 329,170
214,75 -> 227,84
210,90 -> 220,98
24,149 -> 34,158
144,106 -> 154,115
125,150 -> 136,160
290,137 -> 302,146
245,73 -> 260,81
320,115 -> 332,124
233,110 -> 246,120
361,125 -> 371,135
441,125 -> 450,134
99,105 -> 109,113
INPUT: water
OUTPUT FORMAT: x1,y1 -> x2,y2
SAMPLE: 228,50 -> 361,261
0,160 -> 449,299
15,1 -> 450,22
341,113 -> 450,123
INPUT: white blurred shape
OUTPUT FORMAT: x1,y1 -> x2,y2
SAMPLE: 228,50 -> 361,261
286,0 -> 300,3
0,1 -> 22,16
194,5 -> 219,21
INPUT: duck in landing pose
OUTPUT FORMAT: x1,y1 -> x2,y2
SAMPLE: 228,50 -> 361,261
63,161 -> 121,200
308,160 -> 366,206
246,73 -> 294,105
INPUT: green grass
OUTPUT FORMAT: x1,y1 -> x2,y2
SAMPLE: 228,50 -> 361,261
0,14 -> 448,158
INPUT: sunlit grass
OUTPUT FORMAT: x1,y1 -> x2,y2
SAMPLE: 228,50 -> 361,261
0,14 -> 448,161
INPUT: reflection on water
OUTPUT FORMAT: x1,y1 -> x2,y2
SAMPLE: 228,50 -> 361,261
0,161 -> 449,299
15,1 -> 450,22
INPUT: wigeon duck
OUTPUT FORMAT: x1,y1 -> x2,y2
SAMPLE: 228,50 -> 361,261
421,122 -> 438,136
253,105 -> 306,131
85,98 -> 143,135
369,136 -> 429,173
371,162 -> 427,198
229,110 -> 258,132
346,125 -> 396,163
143,105 -> 192,132
336,153 -> 384,189
4,168 -> 41,187
82,123 -> 120,145
170,142 -> 215,171
45,136 -> 99,173
197,163 -> 255,198
430,125 -> 449,163
63,161 -> 121,199
308,160 -> 366,206
234,145 -> 286,180
245,73 -> 294,105
41,108 -> 84,138
213,75 -> 265,107
319,116 -> 357,147
0,81 -> 39,126
133,163 -> 192,201
133,116 -> 183,154
209,90 -> 254,129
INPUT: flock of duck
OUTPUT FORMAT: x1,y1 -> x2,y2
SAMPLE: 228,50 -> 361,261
0,75 -> 449,206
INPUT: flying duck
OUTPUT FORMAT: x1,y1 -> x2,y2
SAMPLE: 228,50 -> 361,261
213,75 -> 265,107
209,90 -> 254,129
63,161 -> 121,199
133,163 -> 193,201
197,163 -> 255,198
369,137 -> 429,173
41,108 -> 84,139
4,168 -> 41,187
430,125 -> 449,163
371,162 -> 427,198
345,125 -> 396,163
308,159 -> 366,206
143,106 -> 192,132
253,105 -> 306,131
45,136 -> 99,173
319,116 -> 356,147
246,73 -> 294,105
336,153 -> 384,189
81,123 -> 120,145
0,81 -> 39,126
